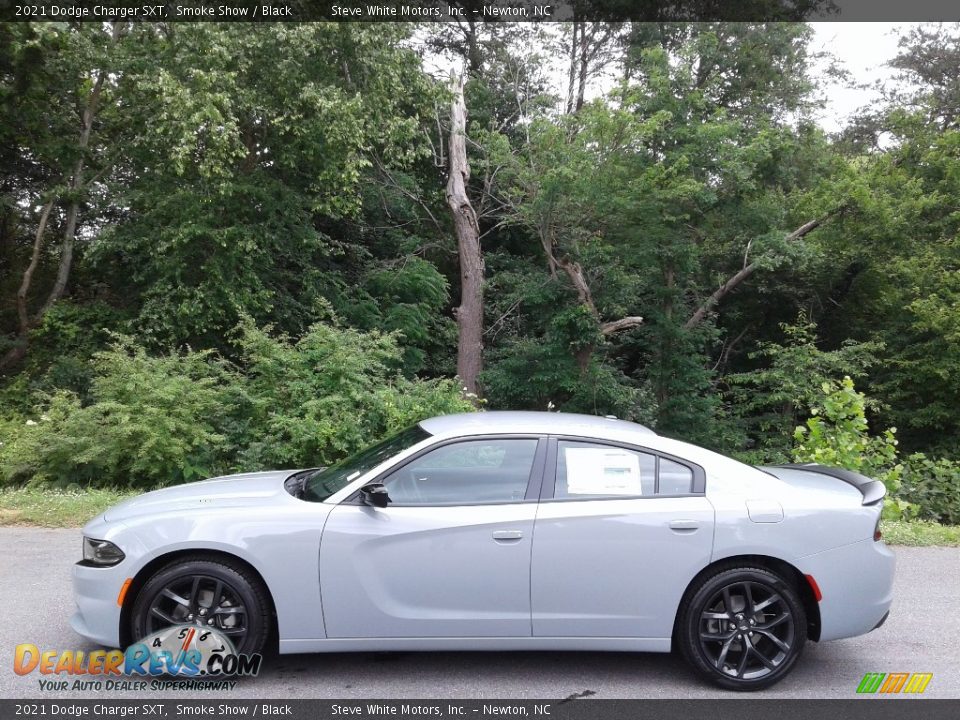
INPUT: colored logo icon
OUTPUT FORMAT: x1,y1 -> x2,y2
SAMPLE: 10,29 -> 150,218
856,672 -> 933,694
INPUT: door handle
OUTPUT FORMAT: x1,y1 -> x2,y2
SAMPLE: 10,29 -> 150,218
492,530 -> 524,542
669,519 -> 699,532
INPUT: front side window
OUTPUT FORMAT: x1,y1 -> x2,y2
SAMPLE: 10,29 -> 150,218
555,441 -> 695,499
381,438 -> 538,505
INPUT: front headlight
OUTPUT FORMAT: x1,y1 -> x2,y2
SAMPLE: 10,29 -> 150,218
82,537 -> 125,566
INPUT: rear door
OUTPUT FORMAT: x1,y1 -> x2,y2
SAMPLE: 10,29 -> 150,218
320,435 -> 546,638
530,437 -> 715,638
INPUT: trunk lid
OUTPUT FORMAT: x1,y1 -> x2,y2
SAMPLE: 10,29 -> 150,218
762,463 -> 886,506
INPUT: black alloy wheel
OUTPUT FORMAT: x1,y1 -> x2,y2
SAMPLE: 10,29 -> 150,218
678,566 -> 807,690
130,556 -> 271,656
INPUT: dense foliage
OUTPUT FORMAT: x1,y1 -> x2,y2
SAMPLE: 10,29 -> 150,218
792,377 -> 960,524
0,20 -> 958,517
0,320 -> 473,488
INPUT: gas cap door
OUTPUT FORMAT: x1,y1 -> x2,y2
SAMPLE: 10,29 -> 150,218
746,499 -> 784,523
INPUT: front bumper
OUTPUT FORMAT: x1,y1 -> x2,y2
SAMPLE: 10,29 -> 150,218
71,561 -> 127,647
797,537 -> 895,642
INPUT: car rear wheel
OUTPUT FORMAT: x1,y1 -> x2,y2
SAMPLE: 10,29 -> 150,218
677,566 -> 807,690
130,557 -> 271,656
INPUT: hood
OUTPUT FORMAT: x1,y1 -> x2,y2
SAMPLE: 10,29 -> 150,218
103,470 -> 293,523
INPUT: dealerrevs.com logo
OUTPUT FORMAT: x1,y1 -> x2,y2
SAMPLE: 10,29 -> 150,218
856,672 -> 933,694
14,626 -> 261,692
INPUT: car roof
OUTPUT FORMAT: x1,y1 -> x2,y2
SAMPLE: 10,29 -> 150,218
418,411 -> 656,439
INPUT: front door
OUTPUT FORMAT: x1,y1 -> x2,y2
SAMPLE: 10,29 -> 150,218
320,436 -> 544,638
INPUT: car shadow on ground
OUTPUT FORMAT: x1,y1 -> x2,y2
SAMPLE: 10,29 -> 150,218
261,649 -> 698,697
244,639 -> 878,699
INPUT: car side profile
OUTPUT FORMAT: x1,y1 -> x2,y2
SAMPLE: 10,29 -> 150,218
72,411 -> 895,690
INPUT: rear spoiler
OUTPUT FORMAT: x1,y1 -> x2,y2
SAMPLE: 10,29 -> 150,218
767,464 -> 887,506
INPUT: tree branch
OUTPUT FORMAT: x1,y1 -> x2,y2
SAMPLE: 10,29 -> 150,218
540,224 -> 644,341
600,316 -> 644,335
16,198 -> 55,332
684,209 -> 843,330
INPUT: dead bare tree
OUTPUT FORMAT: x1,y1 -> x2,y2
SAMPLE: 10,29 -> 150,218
446,72 -> 484,395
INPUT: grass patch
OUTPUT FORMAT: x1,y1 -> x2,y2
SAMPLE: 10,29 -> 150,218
881,519 -> 960,547
0,487 -> 136,528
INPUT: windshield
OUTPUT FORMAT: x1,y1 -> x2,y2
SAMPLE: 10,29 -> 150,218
302,424 -> 431,502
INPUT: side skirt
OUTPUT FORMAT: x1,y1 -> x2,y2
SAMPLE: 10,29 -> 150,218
279,637 -> 672,654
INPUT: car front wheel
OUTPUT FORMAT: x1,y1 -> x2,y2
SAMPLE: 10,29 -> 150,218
677,566 -> 807,690
130,556 -> 271,656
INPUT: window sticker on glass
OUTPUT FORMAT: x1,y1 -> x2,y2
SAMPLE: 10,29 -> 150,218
565,447 -> 644,495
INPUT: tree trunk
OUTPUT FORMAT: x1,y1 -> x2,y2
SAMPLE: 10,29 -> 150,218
575,26 -> 590,113
655,264 -> 675,409
15,199 -> 55,333
446,73 -> 484,396
565,22 -> 581,115
564,22 -> 593,115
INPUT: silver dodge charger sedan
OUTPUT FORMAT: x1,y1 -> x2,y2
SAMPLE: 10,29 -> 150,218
72,411 -> 894,690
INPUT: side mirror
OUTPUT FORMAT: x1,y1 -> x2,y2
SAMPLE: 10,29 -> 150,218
360,483 -> 390,508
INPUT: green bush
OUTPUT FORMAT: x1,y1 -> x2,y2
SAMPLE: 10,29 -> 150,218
792,376 -> 915,519
0,300 -> 127,414
791,378 -> 960,523
793,377 -> 899,478
898,454 -> 960,525
0,320 -> 475,489
727,316 -> 881,459
230,316 -> 475,470
0,338 -> 235,488
481,336 -> 657,426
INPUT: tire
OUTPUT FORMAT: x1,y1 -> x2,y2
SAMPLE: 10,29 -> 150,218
130,556 -> 271,656
677,566 -> 807,691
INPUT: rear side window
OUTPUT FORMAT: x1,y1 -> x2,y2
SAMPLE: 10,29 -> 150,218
555,441 -> 696,499
658,458 -> 694,494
